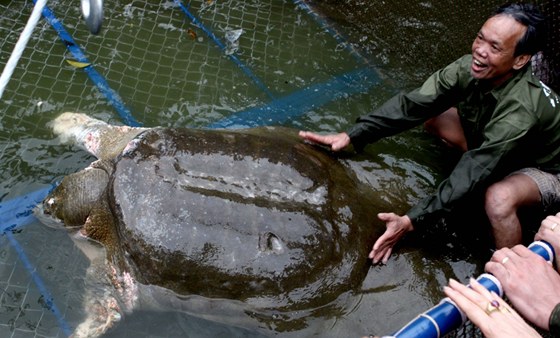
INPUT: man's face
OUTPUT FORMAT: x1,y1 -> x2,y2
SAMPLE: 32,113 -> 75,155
470,14 -> 528,87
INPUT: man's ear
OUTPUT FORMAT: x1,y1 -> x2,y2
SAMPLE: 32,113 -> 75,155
513,54 -> 531,70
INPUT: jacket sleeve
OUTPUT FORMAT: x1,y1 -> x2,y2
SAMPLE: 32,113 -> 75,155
550,303 -> 560,337
406,99 -> 535,229
347,56 -> 469,151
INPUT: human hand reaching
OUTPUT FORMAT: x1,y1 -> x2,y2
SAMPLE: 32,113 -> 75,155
368,213 -> 413,264
298,131 -> 350,151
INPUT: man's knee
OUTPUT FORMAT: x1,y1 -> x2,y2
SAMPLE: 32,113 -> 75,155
485,182 -> 515,219
423,108 -> 467,151
485,180 -> 525,248
485,174 -> 542,219
423,118 -> 438,135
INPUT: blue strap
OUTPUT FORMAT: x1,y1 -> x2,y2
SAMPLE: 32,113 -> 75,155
0,186 -> 53,233
5,231 -> 73,336
208,67 -> 380,128
37,1 -> 140,127
292,0 -> 372,66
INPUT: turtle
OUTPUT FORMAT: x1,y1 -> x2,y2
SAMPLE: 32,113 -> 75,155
35,112 -> 384,337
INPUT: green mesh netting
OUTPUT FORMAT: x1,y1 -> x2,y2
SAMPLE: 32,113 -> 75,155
310,0 -> 559,92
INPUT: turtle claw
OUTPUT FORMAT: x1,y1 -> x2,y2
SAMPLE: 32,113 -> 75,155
73,297 -> 122,338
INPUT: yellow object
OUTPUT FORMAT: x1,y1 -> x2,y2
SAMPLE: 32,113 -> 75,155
66,60 -> 91,68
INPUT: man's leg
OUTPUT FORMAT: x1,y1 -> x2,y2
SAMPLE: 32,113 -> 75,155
424,108 -> 468,152
485,173 -> 542,248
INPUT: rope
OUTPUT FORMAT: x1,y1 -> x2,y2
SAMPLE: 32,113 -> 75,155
39,2 -> 140,126
6,231 -> 73,336
0,0 -> 48,100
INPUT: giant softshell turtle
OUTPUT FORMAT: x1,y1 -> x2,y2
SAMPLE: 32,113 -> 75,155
37,112 -> 386,337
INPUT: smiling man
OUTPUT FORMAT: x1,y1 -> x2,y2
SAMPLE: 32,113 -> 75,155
299,3 -> 560,264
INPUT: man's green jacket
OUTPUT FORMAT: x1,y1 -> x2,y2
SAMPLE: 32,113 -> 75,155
347,54 -> 560,228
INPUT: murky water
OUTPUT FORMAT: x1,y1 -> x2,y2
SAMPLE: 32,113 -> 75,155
0,0 -> 512,337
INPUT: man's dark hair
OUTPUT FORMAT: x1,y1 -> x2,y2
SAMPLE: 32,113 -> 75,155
491,3 -> 547,56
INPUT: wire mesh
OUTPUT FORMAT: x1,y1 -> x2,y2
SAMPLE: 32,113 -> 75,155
310,0 -> 559,92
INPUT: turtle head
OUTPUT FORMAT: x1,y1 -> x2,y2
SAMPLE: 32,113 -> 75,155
38,165 -> 110,229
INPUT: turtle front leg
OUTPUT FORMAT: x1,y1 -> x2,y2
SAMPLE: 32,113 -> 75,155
72,255 -> 123,338
72,294 -> 122,338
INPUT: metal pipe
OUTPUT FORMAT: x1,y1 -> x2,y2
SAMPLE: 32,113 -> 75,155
81,0 -> 103,34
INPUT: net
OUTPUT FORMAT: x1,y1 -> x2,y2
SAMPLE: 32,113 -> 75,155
310,0 -> 559,92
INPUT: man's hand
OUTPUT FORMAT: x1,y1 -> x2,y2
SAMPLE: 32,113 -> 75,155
486,245 -> 560,330
298,131 -> 350,151
444,278 -> 541,338
535,212 -> 560,269
368,213 -> 413,264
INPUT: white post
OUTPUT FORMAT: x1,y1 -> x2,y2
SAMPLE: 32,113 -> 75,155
0,0 -> 48,100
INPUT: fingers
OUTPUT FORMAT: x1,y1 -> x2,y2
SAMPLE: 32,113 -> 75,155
488,245 -> 530,265
488,245 -> 545,268
444,279 -> 490,324
446,278 -> 543,338
368,213 -> 412,264
368,248 -> 382,264
510,244 -> 534,256
535,216 -> 560,268
447,278 -> 489,303
536,215 -> 560,243
445,278 -> 519,322
486,246 -> 525,279
369,233 -> 392,264
368,215 -> 392,263
381,248 -> 392,264
537,215 -> 560,236
377,212 -> 395,222
369,227 -> 395,264
298,131 -> 350,151
485,260 -> 506,281
469,279 -> 523,321
447,278 -> 492,309
543,214 -> 560,229
298,131 -> 329,145
368,247 -> 391,265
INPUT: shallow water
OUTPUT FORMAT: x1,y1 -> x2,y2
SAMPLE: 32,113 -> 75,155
0,0 -> 507,337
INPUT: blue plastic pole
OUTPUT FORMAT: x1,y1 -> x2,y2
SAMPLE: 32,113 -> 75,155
385,240 -> 555,338
35,0 -> 139,126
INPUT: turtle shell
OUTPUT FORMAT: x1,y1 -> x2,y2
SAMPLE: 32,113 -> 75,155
109,127 -> 375,308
